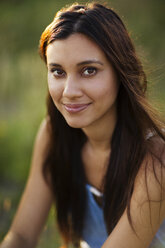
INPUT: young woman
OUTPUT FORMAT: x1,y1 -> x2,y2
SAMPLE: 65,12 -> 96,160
1,2 -> 165,248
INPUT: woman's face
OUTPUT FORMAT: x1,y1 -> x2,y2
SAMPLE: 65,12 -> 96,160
46,33 -> 119,129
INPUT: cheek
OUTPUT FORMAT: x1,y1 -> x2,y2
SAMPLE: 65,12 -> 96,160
90,80 -> 119,102
88,70 -> 119,100
48,77 -> 63,101
103,75 -> 119,100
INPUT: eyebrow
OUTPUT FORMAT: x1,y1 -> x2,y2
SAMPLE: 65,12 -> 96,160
77,60 -> 104,66
48,63 -> 62,68
48,60 -> 104,68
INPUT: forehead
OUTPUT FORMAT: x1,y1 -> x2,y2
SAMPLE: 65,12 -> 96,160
46,33 -> 108,64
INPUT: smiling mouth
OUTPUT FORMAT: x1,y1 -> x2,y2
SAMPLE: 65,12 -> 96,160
63,103 -> 91,113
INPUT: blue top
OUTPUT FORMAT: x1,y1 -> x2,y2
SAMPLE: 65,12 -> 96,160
81,184 -> 165,248
82,184 -> 107,248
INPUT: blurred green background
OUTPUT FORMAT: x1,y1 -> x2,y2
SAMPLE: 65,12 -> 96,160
0,0 -> 164,247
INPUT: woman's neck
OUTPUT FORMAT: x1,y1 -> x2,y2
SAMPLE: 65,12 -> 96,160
82,109 -> 117,153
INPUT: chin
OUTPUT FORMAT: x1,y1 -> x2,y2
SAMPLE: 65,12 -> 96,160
65,119 -> 88,129
66,121 -> 84,129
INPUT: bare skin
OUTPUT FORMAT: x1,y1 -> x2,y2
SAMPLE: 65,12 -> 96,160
1,34 -> 165,248
102,152 -> 165,248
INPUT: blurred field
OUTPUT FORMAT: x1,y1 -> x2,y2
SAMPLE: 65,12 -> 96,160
0,0 -> 165,246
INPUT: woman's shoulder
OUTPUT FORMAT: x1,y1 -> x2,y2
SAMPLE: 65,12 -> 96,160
32,117 -> 52,161
35,116 -> 52,144
136,132 -> 165,201
146,131 -> 165,163
36,116 -> 51,137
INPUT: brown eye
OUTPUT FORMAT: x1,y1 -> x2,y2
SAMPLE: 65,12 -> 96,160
82,67 -> 97,77
51,68 -> 65,78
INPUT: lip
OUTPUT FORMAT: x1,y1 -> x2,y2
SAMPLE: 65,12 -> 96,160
63,103 -> 91,113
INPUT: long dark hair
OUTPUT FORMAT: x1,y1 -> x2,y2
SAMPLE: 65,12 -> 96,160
39,2 -> 165,246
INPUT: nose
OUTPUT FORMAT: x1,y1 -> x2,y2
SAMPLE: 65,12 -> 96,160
63,76 -> 83,99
